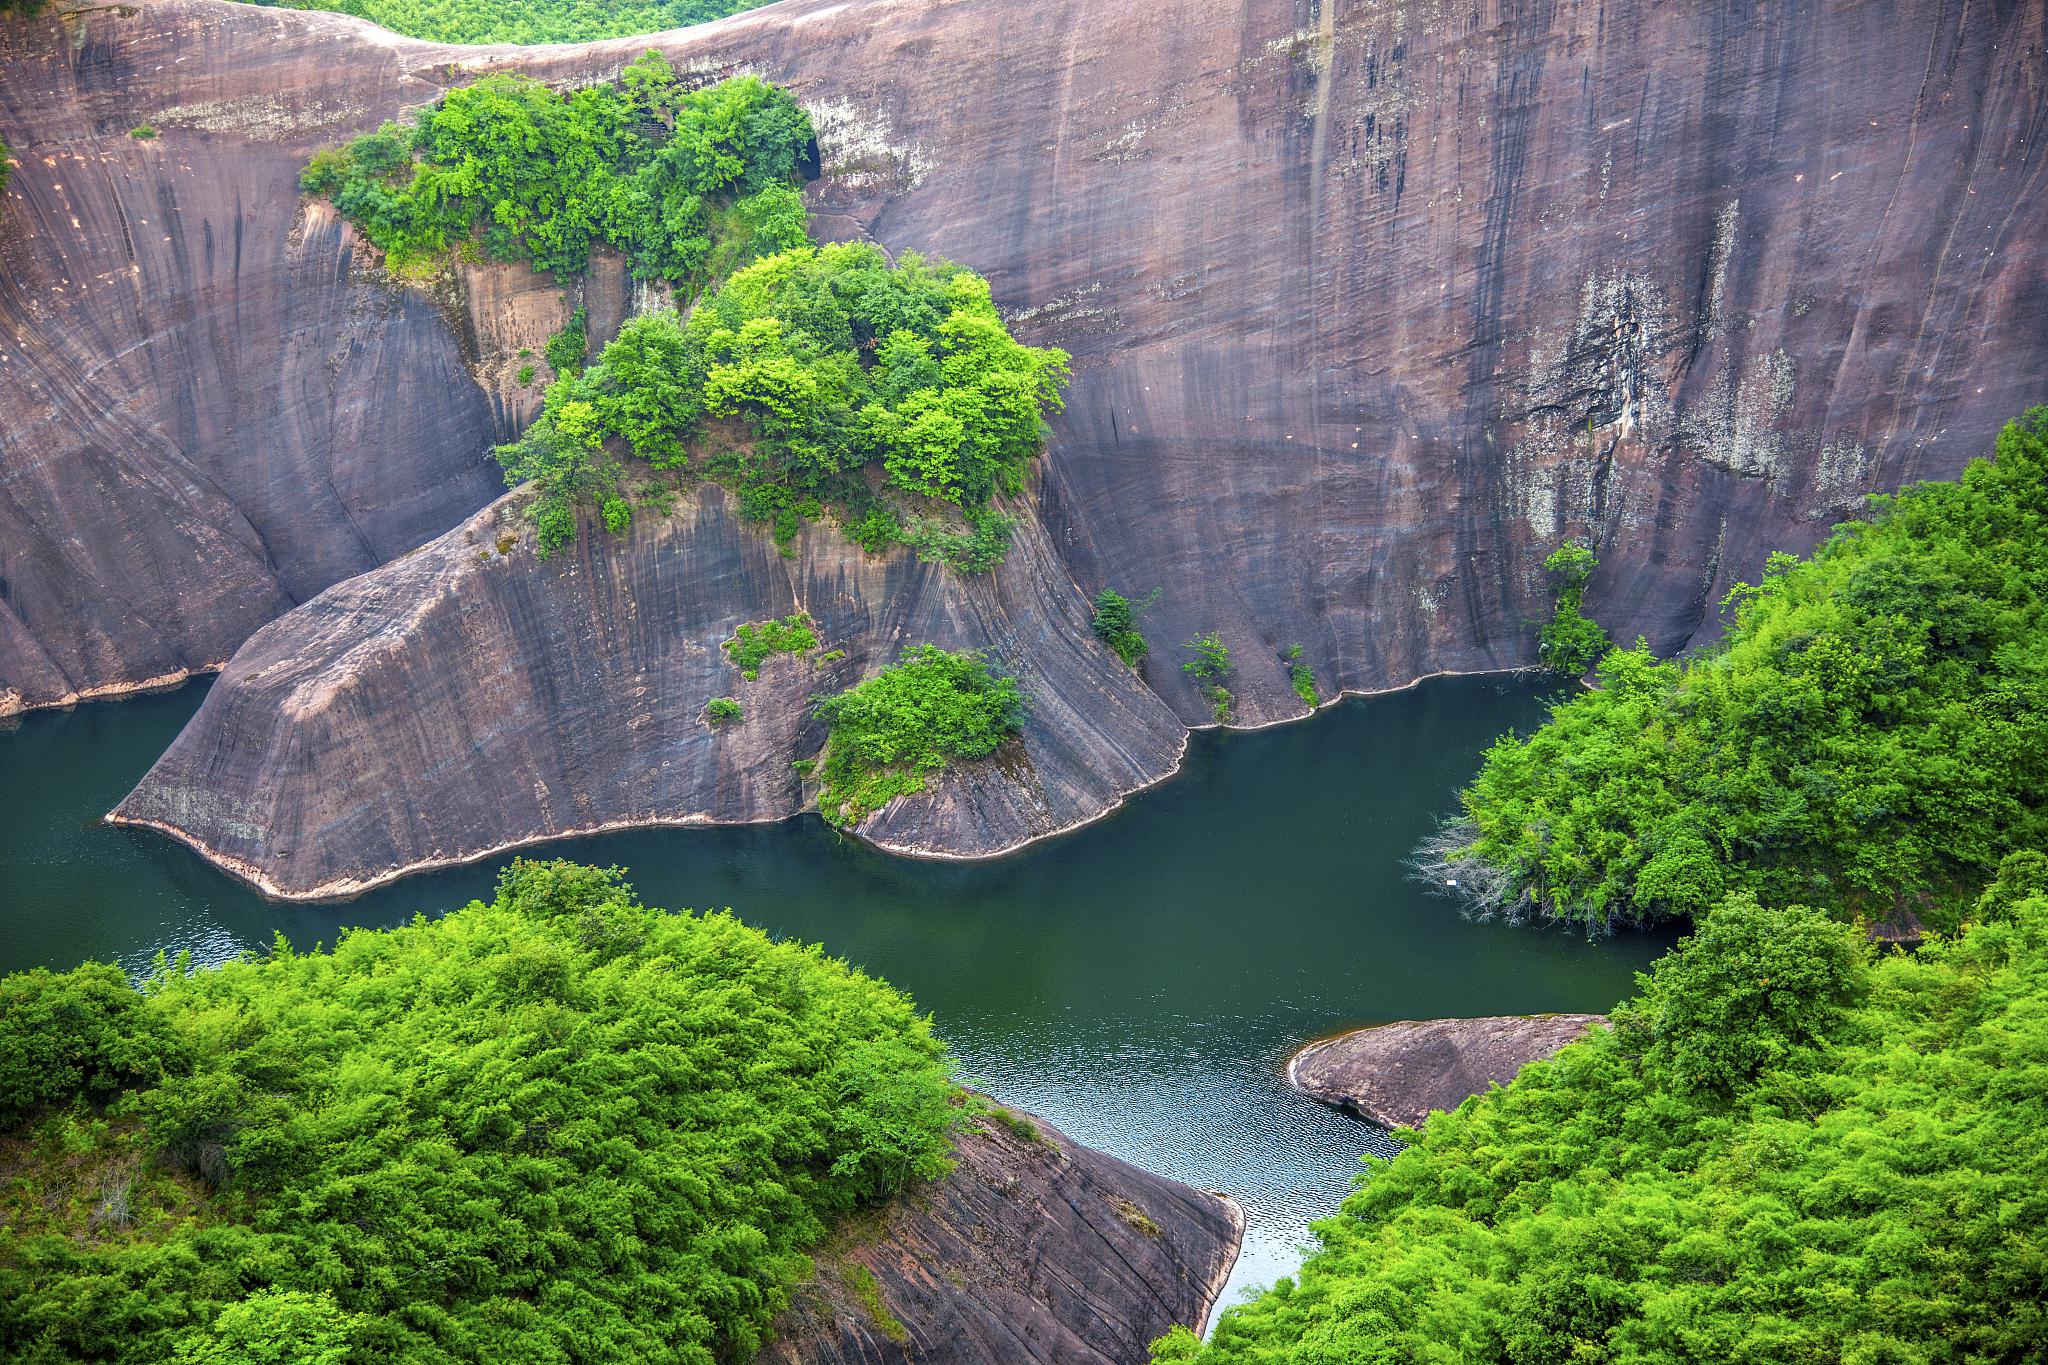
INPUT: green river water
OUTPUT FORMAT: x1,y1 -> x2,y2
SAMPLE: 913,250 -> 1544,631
0,672 -> 1676,1310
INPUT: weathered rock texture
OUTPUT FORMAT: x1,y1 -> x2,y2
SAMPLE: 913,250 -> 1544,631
754,1110 -> 1241,1365
114,482 -> 1185,895
0,6 -> 508,716
1,0 -> 2041,883
1288,1013 -> 1606,1129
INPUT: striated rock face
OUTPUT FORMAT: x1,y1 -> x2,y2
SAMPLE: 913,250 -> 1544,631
754,1110 -> 1241,1365
1288,1014 -> 1606,1129
113,483 -> 1185,896
0,5 -> 507,716
2,0 -> 2041,880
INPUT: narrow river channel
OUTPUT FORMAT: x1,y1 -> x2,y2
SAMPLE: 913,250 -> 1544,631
0,672 -> 1676,1310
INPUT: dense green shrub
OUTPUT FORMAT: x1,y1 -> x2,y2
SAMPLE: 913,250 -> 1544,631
704,696 -> 743,724
1091,589 -> 1156,667
1428,410 -> 2048,930
302,58 -> 814,285
1158,877 -> 2048,1364
128,125 -> 158,141
256,0 -> 769,45
1284,643 -> 1317,707
497,243 -> 1067,562
723,612 -> 818,678
1182,632 -> 1233,722
0,861 -> 957,1364
0,964 -> 189,1128
812,645 -> 1026,826
1537,541 -> 1610,675
543,306 -> 587,376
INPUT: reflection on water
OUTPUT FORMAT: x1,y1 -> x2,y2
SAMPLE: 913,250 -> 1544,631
0,673 -> 1674,1306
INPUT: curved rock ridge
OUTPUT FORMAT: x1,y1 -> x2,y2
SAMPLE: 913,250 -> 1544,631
8,0 -> 2043,873
1287,1014 -> 1606,1129
754,1108 -> 1242,1365
112,483 -> 1186,898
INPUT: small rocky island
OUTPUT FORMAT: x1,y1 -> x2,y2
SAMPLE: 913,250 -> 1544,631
1288,1014 -> 1606,1130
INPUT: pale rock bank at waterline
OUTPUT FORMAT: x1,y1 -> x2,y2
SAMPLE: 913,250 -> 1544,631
1289,1014 -> 1608,1130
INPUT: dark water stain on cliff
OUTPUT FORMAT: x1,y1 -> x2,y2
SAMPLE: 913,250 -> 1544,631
0,673 -> 1676,1305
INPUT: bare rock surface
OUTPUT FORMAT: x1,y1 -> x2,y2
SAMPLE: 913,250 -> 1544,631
113,482 -> 1185,897
754,1110 -> 1241,1365
1288,1014 -> 1606,1129
0,0 -> 2041,877
0,4 -> 506,716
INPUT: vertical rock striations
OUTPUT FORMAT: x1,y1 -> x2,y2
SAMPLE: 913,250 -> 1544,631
754,1111 -> 1242,1365
112,484 -> 1185,897
0,0 -> 2039,879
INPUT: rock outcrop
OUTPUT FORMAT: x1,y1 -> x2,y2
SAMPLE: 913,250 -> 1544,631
113,483 -> 1185,896
1288,1014 -> 1605,1129
755,1110 -> 1241,1365
1,0 -> 2041,881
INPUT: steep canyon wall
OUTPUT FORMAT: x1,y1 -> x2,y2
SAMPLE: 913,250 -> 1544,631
0,0 -> 2041,888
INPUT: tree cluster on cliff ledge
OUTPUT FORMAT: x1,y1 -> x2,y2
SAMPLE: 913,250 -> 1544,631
305,56 -> 1069,567
0,861 -> 957,1364
496,242 -> 1068,562
812,645 -> 1027,826
1426,408 -> 2048,932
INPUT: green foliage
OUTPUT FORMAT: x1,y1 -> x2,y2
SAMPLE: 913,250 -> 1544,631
498,242 -> 1067,561
722,612 -> 818,679
1091,588 -> 1157,667
704,696 -> 743,724
303,59 -> 814,285
1163,885 -> 2048,1364
514,362 -> 535,386
254,0 -> 772,44
543,306 -> 586,377
1285,644 -> 1317,707
1437,410 -> 2048,930
128,125 -> 158,141
898,508 -> 1015,575
812,645 -> 1026,826
1180,632 -> 1231,680
1538,540 -> 1610,675
172,1291 -> 361,1365
0,132 -> 11,195
842,1264 -> 908,1344
0,964 -> 189,1128
0,860 -> 958,1364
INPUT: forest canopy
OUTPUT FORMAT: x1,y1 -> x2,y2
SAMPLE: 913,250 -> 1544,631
1157,867 -> 2048,1363
0,861 -> 958,1364
495,242 -> 1069,561
1424,409 -> 2048,932
301,57 -> 814,285
304,60 -> 1069,565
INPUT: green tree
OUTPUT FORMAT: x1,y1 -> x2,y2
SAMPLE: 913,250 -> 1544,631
0,861 -> 959,1364
1537,541 -> 1609,675
1431,410 -> 2048,930
812,646 -> 1027,825
1091,589 -> 1156,667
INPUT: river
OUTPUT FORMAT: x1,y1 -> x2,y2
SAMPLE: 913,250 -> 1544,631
0,672 -> 1676,1312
